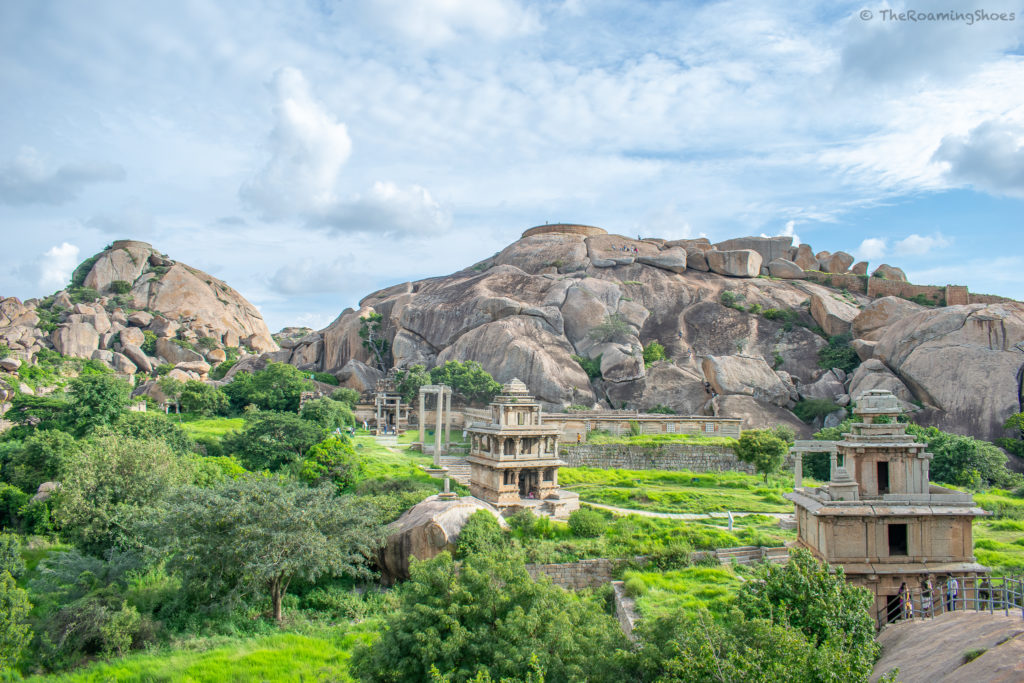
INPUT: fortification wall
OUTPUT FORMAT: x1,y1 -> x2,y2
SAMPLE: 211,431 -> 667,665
525,558 -> 621,590
803,271 -> 868,293
521,223 -> 608,239
866,277 -> 946,304
561,443 -> 794,473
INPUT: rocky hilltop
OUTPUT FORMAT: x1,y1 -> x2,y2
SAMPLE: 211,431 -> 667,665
281,225 -> 1024,442
0,240 -> 277,383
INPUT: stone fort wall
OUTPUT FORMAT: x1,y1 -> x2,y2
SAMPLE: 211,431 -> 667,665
521,223 -> 608,239
525,558 -> 621,590
802,271 -> 1011,306
561,443 -> 795,474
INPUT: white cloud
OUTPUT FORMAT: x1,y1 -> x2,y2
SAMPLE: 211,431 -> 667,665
366,0 -> 540,47
762,220 -> 801,246
313,181 -> 450,237
240,67 -> 352,218
268,256 -> 365,295
0,147 -> 124,206
86,205 -> 155,236
856,237 -> 888,260
22,242 -> 81,292
932,120 -> 1024,197
893,233 -> 952,256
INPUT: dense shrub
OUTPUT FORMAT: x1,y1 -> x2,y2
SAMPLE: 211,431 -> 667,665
568,507 -> 608,538
793,398 -> 842,424
109,280 -> 132,294
70,255 -> 100,287
817,334 -> 860,373
300,397 -> 354,431
429,360 -> 502,405
906,423 -> 1021,489
642,342 -> 666,365
178,380 -> 230,416
0,533 -> 25,578
456,510 -> 508,558
223,411 -> 326,472
310,371 -> 340,386
222,361 -> 314,412
589,314 -> 633,344
330,387 -> 361,408
140,330 -> 157,355
573,354 -> 603,379
299,436 -> 361,491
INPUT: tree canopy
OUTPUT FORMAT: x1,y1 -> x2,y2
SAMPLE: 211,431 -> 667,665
428,360 -> 502,406
733,430 -> 787,483
222,361 -> 314,412
66,374 -> 132,435
223,411 -> 326,472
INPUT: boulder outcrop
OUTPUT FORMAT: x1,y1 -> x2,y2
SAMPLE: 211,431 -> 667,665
706,249 -> 763,278
872,264 -> 907,281
810,290 -> 861,337
767,258 -> 805,279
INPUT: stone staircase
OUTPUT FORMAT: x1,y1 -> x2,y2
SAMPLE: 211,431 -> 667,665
438,456 -> 472,485
714,545 -> 791,566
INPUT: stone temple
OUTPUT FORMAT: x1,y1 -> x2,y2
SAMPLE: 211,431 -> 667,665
466,379 -> 579,518
786,389 -> 989,625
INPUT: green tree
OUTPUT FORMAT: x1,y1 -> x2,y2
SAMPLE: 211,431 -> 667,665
179,380 -> 230,416
5,393 -> 67,434
733,430 -> 787,483
140,330 -> 157,355
998,411 -> 1024,458
300,396 -> 354,431
53,435 -> 191,555
0,484 -> 29,530
331,387 -> 361,409
299,436 -> 361,491
106,411 -> 195,456
395,364 -> 432,404
455,510 -> 507,559
0,533 -> 25,579
817,334 -> 860,373
906,423 -> 1020,488
156,376 -> 185,413
588,314 -> 633,344
0,570 -> 32,670
642,341 -> 666,366
153,476 -> 385,622
222,361 -> 314,412
6,429 -> 79,493
567,508 -> 608,538
66,374 -> 132,435
223,411 -> 326,472
429,360 -> 502,406
351,551 -> 632,682
571,354 -> 602,380
359,312 -> 390,371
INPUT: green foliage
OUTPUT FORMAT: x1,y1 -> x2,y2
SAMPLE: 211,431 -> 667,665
733,430 -> 787,482
310,371 -> 340,385
6,391 -> 66,434
629,420 -> 642,437
0,533 -> 25,578
642,341 -> 666,366
223,411 -> 327,472
624,575 -> 648,597
772,424 -> 796,445
429,360 -> 502,405
908,293 -> 941,306
906,422 -> 1021,488
109,280 -> 132,294
157,376 -> 184,409
456,510 -> 508,559
572,354 -> 602,379
171,338 -> 196,351
140,330 -> 157,355
359,312 -> 390,371
54,434 -> 192,555
394,363 -> 432,403
152,362 -> 174,376
209,358 -> 236,380
350,551 -> 632,682
588,313 -> 633,344
720,290 -> 744,309
196,336 -> 219,350
222,361 -> 314,412
70,254 -> 100,287
0,570 -> 32,670
647,403 -> 675,414
793,397 -> 842,423
106,411 -> 196,456
330,386 -> 361,408
0,342 -> 8,360
299,436 -> 361,491
0,484 -> 30,530
507,508 -> 558,540
66,373 -> 132,435
567,508 -> 607,538
6,429 -> 80,492
179,379 -> 230,416
817,334 -> 860,373
300,396 -> 354,431
151,476 -> 385,621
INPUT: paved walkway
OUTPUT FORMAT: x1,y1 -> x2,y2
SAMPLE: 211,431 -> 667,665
584,502 -> 790,521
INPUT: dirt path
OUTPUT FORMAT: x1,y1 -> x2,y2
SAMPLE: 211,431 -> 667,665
584,502 -> 790,521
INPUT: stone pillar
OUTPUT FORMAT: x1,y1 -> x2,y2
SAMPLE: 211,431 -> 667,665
434,392 -> 443,468
514,437 -> 522,457
794,452 -> 803,488
375,398 -> 381,436
419,390 -> 426,446
444,389 -> 452,446
830,453 -> 838,481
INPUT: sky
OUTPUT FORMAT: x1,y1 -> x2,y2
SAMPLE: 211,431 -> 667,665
0,0 -> 1022,332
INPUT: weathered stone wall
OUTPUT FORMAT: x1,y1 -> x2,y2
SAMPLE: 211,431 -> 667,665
803,270 -> 868,294
866,277 -> 945,304
525,558 -> 620,590
561,443 -> 794,473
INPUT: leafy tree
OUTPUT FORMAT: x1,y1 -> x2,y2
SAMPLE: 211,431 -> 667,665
455,510 -> 507,559
642,341 -> 666,366
567,508 -> 607,538
0,570 -> 32,670
153,476 -> 385,622
222,361 -> 314,412
223,411 -> 326,472
66,374 -> 132,435
429,360 -> 502,406
792,397 -> 842,424
772,424 -> 796,445
299,436 -> 361,491
105,411 -> 195,456
300,396 -> 354,431
53,434 -> 191,555
310,371 -> 340,386
395,364 -> 432,404
179,380 -> 230,416
817,334 -> 860,373
6,429 -> 80,493
350,551 -> 632,682
5,393 -> 67,433
331,387 -> 361,409
156,376 -> 184,413
733,430 -> 787,483
998,412 -> 1024,458
906,423 -> 1020,488
588,314 -> 633,344
0,484 -> 29,530
109,280 -> 132,294
359,312 -> 390,371
140,330 -> 157,355
0,532 -> 25,578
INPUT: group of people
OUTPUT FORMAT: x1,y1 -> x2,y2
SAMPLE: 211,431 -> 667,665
896,574 -> 995,621
613,244 -> 640,254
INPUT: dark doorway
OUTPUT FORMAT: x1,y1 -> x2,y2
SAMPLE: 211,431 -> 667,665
885,594 -> 901,624
888,523 -> 908,556
519,470 -> 529,498
877,462 -> 890,494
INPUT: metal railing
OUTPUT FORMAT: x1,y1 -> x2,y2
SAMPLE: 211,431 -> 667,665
878,575 -> 1024,628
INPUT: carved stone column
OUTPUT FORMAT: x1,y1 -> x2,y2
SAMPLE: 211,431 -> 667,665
418,389 -> 426,446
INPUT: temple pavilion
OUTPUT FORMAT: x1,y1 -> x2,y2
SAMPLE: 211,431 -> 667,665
465,379 -> 579,517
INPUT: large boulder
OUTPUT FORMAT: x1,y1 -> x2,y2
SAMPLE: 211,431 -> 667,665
155,337 -> 203,364
713,236 -> 793,268
873,303 -> 1024,440
767,258 -> 805,279
83,240 -> 152,291
852,296 -> 924,342
379,494 -> 506,585
50,323 -> 99,358
848,359 -> 916,407
820,251 -> 854,273
634,362 -> 711,415
336,358 -> 383,395
110,352 -> 138,375
706,249 -> 762,278
686,247 -> 710,272
715,395 -> 812,437
810,291 -> 860,337
701,354 -> 792,407
120,326 -> 145,347
121,343 -> 153,374
798,368 -> 847,401
793,244 -> 818,270
493,233 -> 589,274
872,264 -> 907,281
637,246 -> 687,274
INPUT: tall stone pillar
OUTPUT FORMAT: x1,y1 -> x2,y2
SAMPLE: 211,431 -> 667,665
434,392 -> 443,468
794,452 -> 803,488
444,389 -> 452,446
419,389 -> 426,446
375,399 -> 381,436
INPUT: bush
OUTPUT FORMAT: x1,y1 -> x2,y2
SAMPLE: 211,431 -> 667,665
624,575 -> 648,597
818,334 -> 860,373
140,330 -> 157,355
457,510 -> 508,558
429,360 -> 502,405
178,380 -> 230,416
793,398 -> 842,424
299,436 -> 361,491
0,533 -> 25,579
195,336 -> 219,350
573,354 -> 603,379
330,387 -> 361,408
642,342 -> 666,366
0,570 -> 32,670
109,280 -> 132,294
648,404 -> 675,414
588,314 -> 633,344
310,371 -> 340,386
0,343 -> 8,360
300,397 -> 354,431
720,291 -> 744,309
222,361 -> 314,412
209,358 -> 236,380
568,508 -> 608,538
223,411 -> 326,472
152,362 -> 174,376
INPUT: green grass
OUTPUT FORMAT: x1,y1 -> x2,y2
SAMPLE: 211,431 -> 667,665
973,518 -> 1024,574
625,566 -> 742,620
178,415 -> 245,439
975,489 -> 1024,520
29,623 -> 377,682
559,467 -> 795,514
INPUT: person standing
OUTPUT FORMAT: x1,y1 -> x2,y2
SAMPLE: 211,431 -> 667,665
898,582 -> 911,621
920,576 -> 933,617
947,575 -> 959,611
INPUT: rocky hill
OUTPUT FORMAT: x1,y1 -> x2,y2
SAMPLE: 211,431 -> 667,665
0,240 -> 277,386
279,224 -> 1024,442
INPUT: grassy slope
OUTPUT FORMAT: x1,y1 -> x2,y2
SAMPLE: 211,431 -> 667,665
625,565 -> 743,620
177,415 -> 245,439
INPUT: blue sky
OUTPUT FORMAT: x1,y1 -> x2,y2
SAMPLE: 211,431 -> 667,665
1,0 -> 1022,331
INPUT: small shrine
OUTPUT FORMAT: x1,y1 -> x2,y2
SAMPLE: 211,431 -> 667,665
373,373 -> 408,436
465,378 -> 579,517
786,389 -> 989,625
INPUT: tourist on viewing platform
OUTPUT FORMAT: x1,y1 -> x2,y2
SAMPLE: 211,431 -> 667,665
946,575 -> 959,611
898,582 -> 910,620
920,576 -> 933,616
